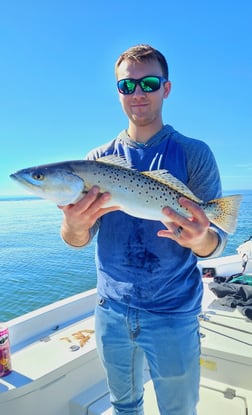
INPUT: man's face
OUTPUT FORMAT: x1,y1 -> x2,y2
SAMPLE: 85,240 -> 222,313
116,59 -> 171,128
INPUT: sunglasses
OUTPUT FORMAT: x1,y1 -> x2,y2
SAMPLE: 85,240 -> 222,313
117,76 -> 167,95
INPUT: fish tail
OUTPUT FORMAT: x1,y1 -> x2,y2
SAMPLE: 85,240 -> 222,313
205,194 -> 242,234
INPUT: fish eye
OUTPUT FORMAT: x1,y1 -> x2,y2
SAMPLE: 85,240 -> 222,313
32,172 -> 44,181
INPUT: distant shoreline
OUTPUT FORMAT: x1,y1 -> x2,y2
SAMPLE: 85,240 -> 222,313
0,195 -> 41,202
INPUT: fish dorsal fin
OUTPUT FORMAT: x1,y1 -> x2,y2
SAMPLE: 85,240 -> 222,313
141,170 -> 203,203
96,155 -> 133,169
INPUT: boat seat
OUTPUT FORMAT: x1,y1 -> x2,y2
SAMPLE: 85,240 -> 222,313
70,379 -> 159,415
69,379 -> 109,415
88,393 -> 111,415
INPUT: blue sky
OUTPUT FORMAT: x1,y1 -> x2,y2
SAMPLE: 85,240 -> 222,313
1,0 -> 251,195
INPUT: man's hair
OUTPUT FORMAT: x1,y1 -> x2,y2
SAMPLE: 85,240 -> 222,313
115,44 -> 169,80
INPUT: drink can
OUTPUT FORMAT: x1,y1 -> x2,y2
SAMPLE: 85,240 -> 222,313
0,324 -> 12,377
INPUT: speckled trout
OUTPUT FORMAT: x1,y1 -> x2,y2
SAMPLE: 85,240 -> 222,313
10,155 -> 242,233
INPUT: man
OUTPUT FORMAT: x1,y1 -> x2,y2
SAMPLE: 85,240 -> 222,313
60,44 -> 227,415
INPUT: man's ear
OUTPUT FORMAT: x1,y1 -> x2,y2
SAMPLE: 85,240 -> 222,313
163,81 -> 172,98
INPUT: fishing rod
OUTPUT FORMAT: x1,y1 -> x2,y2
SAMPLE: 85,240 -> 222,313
200,324 -> 252,347
199,313 -> 252,336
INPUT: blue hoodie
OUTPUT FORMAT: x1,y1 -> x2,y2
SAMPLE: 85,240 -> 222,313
86,125 -> 227,315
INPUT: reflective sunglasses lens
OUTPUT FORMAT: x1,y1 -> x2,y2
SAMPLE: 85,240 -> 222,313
140,76 -> 161,92
117,76 -> 165,94
117,79 -> 136,94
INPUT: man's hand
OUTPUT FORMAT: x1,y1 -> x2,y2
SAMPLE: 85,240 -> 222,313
157,197 -> 219,257
58,186 -> 120,247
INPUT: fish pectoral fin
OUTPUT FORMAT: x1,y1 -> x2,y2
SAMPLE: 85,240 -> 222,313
96,155 -> 134,169
141,170 -> 203,203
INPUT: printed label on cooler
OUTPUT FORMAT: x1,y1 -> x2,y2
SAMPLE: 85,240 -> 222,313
0,325 -> 12,377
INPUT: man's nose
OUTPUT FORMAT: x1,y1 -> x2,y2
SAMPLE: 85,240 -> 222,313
133,84 -> 145,96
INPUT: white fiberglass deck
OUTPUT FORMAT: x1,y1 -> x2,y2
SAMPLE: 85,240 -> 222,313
0,281 -> 251,414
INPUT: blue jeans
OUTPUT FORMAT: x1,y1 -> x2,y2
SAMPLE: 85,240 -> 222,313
95,296 -> 200,415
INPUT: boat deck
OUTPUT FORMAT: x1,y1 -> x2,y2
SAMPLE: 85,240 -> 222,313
0,282 -> 252,414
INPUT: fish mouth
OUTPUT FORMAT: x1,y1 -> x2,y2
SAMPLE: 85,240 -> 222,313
10,172 -> 33,189
10,173 -> 18,181
10,172 -> 24,182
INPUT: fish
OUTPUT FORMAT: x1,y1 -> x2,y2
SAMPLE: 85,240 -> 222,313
10,155 -> 242,234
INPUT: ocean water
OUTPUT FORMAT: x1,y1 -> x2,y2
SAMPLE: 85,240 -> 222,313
0,190 -> 251,322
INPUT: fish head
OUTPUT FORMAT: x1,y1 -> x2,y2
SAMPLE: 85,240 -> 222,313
10,163 -> 85,205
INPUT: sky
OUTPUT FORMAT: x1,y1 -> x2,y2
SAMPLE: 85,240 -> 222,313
1,0 -> 252,195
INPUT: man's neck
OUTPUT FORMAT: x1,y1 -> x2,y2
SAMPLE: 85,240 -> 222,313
127,123 -> 164,144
